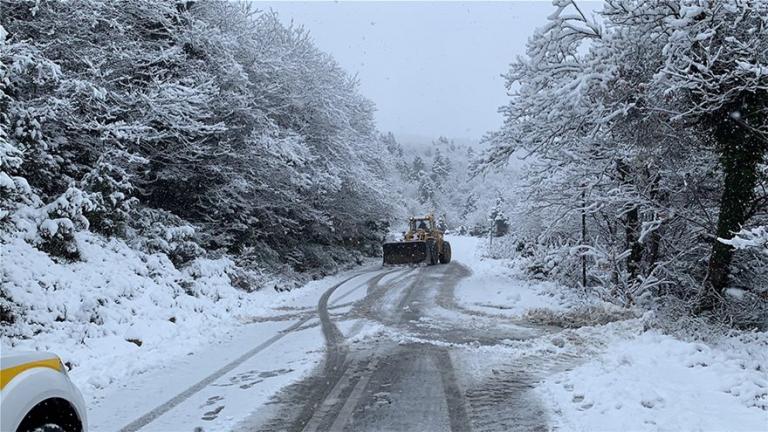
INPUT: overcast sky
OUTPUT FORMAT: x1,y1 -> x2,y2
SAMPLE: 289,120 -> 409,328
257,1 -> 599,142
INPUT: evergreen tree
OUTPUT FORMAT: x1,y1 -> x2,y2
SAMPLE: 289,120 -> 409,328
488,195 -> 509,237
410,156 -> 426,182
417,170 -> 435,204
431,148 -> 451,184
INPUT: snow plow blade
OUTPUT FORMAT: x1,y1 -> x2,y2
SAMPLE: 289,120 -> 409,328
382,241 -> 428,265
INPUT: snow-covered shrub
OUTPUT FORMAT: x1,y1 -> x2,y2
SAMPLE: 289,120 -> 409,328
34,187 -> 96,261
0,148 -> 33,224
523,242 -> 582,288
719,288 -> 768,331
128,208 -> 204,268
484,234 -> 584,289
37,218 -> 80,261
81,151 -> 142,237
224,265 -> 266,293
0,296 -> 15,325
0,129 -> 22,173
485,233 -> 537,260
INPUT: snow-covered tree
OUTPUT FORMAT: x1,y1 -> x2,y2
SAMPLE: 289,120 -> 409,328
477,0 -> 767,316
431,147 -> 451,185
488,195 -> 509,237
409,156 -> 426,182
0,0 -> 397,274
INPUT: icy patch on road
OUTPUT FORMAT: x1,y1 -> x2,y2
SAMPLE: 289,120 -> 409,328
537,330 -> 768,432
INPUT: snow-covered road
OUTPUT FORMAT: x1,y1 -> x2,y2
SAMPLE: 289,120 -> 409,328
85,236 -> 767,432
85,236 -> 557,431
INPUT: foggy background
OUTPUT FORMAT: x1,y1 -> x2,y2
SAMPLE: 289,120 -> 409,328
258,1 -> 600,142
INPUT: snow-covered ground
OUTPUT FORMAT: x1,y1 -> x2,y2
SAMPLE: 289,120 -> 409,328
81,268 -> 386,431
536,330 -> 768,432
445,236 -> 768,432
87,319 -> 322,431
448,235 -> 572,317
4,233 -> 766,431
0,228 -> 377,430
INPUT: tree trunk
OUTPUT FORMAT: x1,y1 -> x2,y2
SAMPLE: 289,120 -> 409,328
645,168 -> 663,275
625,206 -> 642,279
617,159 -> 642,280
698,103 -> 765,312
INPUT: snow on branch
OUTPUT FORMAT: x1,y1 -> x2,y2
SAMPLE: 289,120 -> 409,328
719,226 -> 768,256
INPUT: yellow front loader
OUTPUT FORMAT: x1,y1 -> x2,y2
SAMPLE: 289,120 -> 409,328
382,214 -> 452,265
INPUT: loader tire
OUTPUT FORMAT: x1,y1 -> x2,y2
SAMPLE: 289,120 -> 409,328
439,241 -> 452,264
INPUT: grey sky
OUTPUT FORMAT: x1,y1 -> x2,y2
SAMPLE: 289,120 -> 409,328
257,1 -> 599,141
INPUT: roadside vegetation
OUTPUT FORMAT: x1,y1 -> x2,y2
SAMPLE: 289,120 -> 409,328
0,1 -> 398,336
476,0 -> 768,331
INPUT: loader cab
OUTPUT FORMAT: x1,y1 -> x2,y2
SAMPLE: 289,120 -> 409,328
405,216 -> 440,242
410,217 -> 434,233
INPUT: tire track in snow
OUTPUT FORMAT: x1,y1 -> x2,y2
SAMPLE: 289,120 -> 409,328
434,349 -> 471,432
118,270 -> 378,432
295,269 -> 401,432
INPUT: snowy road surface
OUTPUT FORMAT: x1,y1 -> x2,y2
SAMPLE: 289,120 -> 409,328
85,236 -> 767,432
86,237 -> 562,432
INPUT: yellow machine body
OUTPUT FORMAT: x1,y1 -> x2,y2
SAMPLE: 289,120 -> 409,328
382,214 -> 452,265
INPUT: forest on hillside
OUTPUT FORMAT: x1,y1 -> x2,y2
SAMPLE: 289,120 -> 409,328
382,133 -> 518,236
0,1 -> 400,273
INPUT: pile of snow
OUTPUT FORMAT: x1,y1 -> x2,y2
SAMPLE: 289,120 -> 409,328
448,235 -> 586,318
537,330 -> 768,431
0,229 -> 294,396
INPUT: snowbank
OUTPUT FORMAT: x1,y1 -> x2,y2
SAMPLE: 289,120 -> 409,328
0,230 -> 314,396
448,235 -> 583,317
537,330 -> 768,431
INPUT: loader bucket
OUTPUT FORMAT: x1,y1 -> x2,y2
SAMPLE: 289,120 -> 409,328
382,241 -> 429,265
